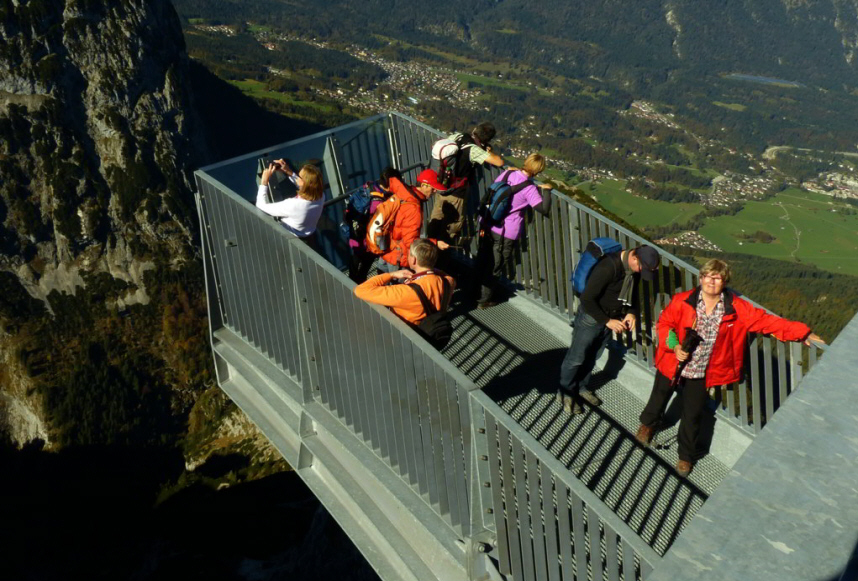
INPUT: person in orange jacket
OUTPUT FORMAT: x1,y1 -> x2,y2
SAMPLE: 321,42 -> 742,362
635,258 -> 824,477
375,169 -> 450,272
354,238 -> 455,326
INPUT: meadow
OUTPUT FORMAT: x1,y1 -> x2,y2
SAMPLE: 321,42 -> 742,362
699,188 -> 858,275
585,181 -> 858,276
228,79 -> 340,114
586,179 -> 706,227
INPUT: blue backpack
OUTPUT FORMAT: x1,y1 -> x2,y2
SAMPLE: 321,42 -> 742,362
571,237 -> 623,294
479,170 -> 533,225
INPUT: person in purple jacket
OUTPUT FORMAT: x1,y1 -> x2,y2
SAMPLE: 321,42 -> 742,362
475,153 -> 553,308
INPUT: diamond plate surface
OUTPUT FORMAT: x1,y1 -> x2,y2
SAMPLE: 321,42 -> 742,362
443,293 -> 731,556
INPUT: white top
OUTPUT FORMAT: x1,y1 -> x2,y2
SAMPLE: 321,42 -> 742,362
256,180 -> 324,237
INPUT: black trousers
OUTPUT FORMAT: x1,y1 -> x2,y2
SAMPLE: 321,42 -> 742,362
475,229 -> 516,303
348,249 -> 376,283
640,371 -> 709,463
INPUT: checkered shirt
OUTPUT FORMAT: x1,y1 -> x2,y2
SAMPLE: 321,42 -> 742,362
681,293 -> 724,379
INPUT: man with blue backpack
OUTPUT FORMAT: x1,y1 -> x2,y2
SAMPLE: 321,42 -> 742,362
558,242 -> 660,414
474,153 -> 553,308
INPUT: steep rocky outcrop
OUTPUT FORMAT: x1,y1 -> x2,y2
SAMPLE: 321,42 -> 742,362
0,0 -> 215,449
0,0 -> 202,307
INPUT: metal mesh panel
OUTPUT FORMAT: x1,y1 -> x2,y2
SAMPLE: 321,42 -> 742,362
446,298 -> 729,559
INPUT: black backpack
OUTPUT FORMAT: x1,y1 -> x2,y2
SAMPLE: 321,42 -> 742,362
407,278 -> 453,349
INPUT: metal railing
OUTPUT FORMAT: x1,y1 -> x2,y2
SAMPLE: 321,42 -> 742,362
195,111 -> 829,580
374,112 -> 825,435
471,391 -> 660,580
196,150 -> 665,579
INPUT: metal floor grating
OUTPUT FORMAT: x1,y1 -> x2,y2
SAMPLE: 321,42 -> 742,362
441,293 -> 731,557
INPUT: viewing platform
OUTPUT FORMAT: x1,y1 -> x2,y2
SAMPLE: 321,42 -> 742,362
195,113 -> 856,581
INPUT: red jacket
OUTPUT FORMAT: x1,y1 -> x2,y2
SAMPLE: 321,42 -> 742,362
655,288 -> 811,387
380,177 -> 428,267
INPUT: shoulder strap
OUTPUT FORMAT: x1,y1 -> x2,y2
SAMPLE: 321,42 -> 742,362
407,282 -> 437,316
506,178 -> 534,196
407,276 -> 452,315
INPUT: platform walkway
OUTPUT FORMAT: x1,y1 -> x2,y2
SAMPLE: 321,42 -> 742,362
441,288 -> 734,557
194,111 -> 835,581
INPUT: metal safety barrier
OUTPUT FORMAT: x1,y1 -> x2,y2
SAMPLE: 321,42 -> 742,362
471,391 -> 661,581
196,156 -> 664,579
195,111 -> 829,581
380,112 -> 825,435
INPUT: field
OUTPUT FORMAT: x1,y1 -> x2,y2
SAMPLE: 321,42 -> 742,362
699,188 -> 858,275
586,179 -> 706,227
456,72 -> 527,92
228,79 -> 339,113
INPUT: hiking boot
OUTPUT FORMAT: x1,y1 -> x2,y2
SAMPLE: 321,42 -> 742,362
579,391 -> 602,407
635,424 -> 655,446
675,460 -> 693,478
556,392 -> 583,415
477,301 -> 499,310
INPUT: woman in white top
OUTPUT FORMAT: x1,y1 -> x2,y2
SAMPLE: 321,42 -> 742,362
257,160 -> 325,238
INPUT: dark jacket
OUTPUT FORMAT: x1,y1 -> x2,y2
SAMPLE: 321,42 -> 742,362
655,287 -> 811,387
580,252 -> 638,325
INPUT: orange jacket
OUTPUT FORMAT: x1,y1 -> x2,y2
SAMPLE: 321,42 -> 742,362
354,270 -> 455,325
380,177 -> 428,267
655,288 -> 811,387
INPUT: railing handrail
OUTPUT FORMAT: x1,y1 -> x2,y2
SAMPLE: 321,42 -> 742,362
198,113 -> 390,174
471,389 -> 663,569
196,112 -> 828,579
288,222 -> 482,393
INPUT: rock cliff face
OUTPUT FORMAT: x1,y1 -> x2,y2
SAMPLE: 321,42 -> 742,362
0,0 -> 208,447
0,0 -> 202,306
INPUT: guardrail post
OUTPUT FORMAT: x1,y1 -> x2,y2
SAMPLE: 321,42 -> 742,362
323,135 -> 346,199
290,240 -> 322,404
467,397 -> 502,581
468,399 -> 496,543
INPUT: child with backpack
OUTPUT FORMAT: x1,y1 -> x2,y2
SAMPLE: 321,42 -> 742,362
474,153 -> 553,309
344,167 -> 401,283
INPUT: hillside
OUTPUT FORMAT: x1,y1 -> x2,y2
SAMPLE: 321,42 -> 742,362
0,1 -> 379,578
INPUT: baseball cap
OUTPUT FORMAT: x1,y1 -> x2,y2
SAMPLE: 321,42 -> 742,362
416,169 -> 448,192
635,246 -> 659,281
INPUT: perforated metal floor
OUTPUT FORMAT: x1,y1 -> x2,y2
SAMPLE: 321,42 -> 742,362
442,293 -> 731,557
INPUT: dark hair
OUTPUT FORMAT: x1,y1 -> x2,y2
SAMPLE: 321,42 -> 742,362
472,122 -> 496,145
379,166 -> 402,189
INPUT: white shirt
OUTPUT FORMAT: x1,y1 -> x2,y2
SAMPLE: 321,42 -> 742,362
256,180 -> 324,237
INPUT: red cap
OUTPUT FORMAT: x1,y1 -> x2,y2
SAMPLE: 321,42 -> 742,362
416,169 -> 448,191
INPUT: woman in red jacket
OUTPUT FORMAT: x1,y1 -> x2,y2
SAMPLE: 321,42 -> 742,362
635,259 -> 824,477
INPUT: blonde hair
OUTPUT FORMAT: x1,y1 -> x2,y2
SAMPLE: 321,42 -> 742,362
298,165 -> 324,201
523,153 -> 546,177
699,259 -> 731,284
409,238 -> 439,268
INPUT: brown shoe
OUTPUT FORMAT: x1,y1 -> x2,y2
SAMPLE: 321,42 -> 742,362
556,392 -> 583,415
675,460 -> 693,478
635,424 -> 655,446
579,391 -> 602,407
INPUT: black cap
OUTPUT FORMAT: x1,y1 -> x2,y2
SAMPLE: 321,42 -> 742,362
635,246 -> 659,281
